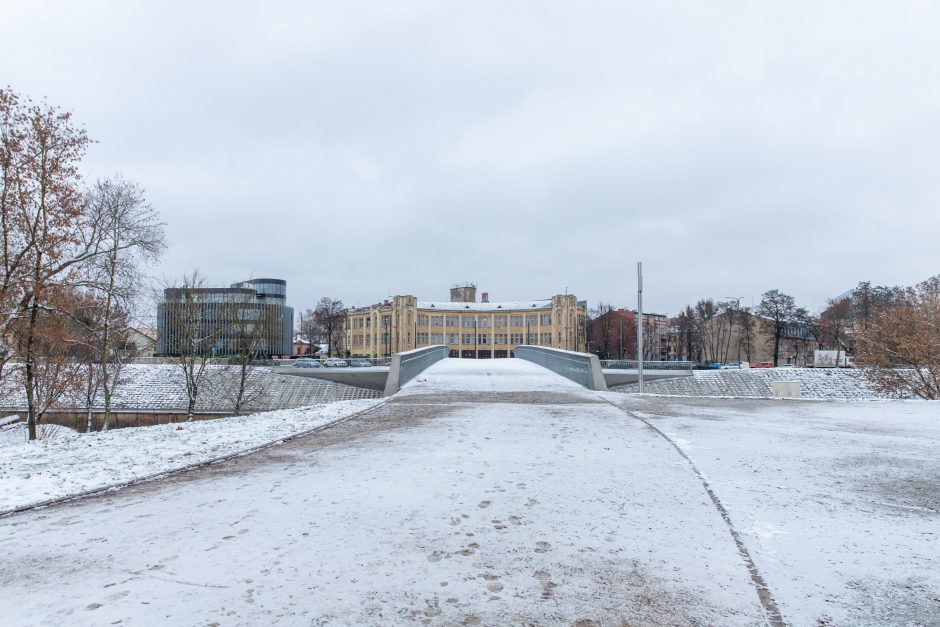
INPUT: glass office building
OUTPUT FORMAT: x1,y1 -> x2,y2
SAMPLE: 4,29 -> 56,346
156,278 -> 294,357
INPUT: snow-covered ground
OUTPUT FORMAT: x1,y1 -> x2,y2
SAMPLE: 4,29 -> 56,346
0,358 -> 937,625
0,399 -> 382,514
601,393 -> 940,625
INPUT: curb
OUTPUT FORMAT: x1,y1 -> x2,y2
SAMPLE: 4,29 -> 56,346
0,399 -> 390,519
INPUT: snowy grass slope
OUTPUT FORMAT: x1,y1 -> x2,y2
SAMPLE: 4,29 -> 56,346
612,367 -> 883,399
0,364 -> 379,413
0,398 -> 382,514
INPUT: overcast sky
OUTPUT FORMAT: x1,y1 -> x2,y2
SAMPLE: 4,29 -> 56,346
4,1 -> 939,320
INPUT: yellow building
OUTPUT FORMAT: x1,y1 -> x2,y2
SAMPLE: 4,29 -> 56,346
345,285 -> 587,358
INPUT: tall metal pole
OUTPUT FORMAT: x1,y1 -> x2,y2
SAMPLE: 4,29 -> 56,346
637,261 -> 644,393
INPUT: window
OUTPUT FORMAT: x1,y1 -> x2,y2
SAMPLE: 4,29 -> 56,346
527,333 -> 538,344
510,333 -> 524,344
446,316 -> 459,327
462,333 -> 474,344
431,316 -> 443,327
494,333 -> 507,344
416,332 -> 429,344
541,333 -> 552,345
478,317 -> 491,328
526,315 -> 539,326
511,317 -> 524,327
417,315 -> 429,326
478,334 -> 490,344
541,314 -> 552,325
431,333 -> 444,344
494,315 -> 507,328
448,333 -> 459,344
462,318 -> 476,328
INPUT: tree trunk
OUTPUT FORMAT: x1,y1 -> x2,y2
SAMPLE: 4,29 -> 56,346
234,353 -> 249,414
24,296 -> 40,441
100,242 -> 118,430
773,327 -> 781,366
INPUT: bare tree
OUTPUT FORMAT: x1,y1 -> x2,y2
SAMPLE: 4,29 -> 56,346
673,305 -> 700,362
0,89 -> 114,440
855,276 -> 940,399
693,299 -> 730,364
313,297 -> 346,357
10,285 -> 85,428
226,298 -> 281,414
738,306 -> 757,362
757,290 -> 798,367
299,308 -> 319,356
85,176 -> 165,429
586,302 -> 615,358
161,271 -> 218,422
820,296 -> 852,363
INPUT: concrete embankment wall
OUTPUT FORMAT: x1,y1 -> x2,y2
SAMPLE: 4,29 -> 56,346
2,410 -> 232,432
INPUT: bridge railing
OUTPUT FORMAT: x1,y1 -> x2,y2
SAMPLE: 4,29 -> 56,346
600,360 -> 694,371
514,346 -> 607,391
384,345 -> 450,396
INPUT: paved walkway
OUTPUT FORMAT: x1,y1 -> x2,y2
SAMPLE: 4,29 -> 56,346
0,360 -> 768,625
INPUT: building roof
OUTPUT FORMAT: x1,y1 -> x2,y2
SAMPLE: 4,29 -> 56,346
416,300 -> 553,312
128,327 -> 157,341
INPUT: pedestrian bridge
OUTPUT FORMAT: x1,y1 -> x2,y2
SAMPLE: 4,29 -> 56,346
274,346 -> 693,394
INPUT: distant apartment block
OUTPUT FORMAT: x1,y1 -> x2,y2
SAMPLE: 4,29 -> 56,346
586,308 -> 670,360
156,278 -> 294,357
345,284 -> 587,358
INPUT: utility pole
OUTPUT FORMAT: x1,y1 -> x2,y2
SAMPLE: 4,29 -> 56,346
637,262 -> 644,393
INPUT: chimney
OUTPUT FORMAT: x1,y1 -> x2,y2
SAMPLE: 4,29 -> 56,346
481,292 -> 489,303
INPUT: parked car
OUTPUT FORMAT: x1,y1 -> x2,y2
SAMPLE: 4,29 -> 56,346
349,358 -> 371,367
324,358 -> 348,367
294,358 -> 320,368
751,362 -> 774,368
776,364 -> 795,368
706,362 -> 723,369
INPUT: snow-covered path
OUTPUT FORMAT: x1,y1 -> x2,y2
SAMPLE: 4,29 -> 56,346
0,359 -> 766,625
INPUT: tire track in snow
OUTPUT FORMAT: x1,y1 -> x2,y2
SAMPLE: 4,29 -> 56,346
601,397 -> 786,627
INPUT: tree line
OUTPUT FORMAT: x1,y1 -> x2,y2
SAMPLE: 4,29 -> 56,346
1,87 -> 165,439
671,278 -> 939,398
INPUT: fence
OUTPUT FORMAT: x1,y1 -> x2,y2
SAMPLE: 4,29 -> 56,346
514,346 -> 607,391
273,357 -> 393,368
599,360 -> 694,371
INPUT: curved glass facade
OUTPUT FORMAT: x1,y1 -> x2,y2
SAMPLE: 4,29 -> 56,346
157,278 -> 294,357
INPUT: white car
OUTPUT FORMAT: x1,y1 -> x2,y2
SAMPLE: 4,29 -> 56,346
324,358 -> 348,367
